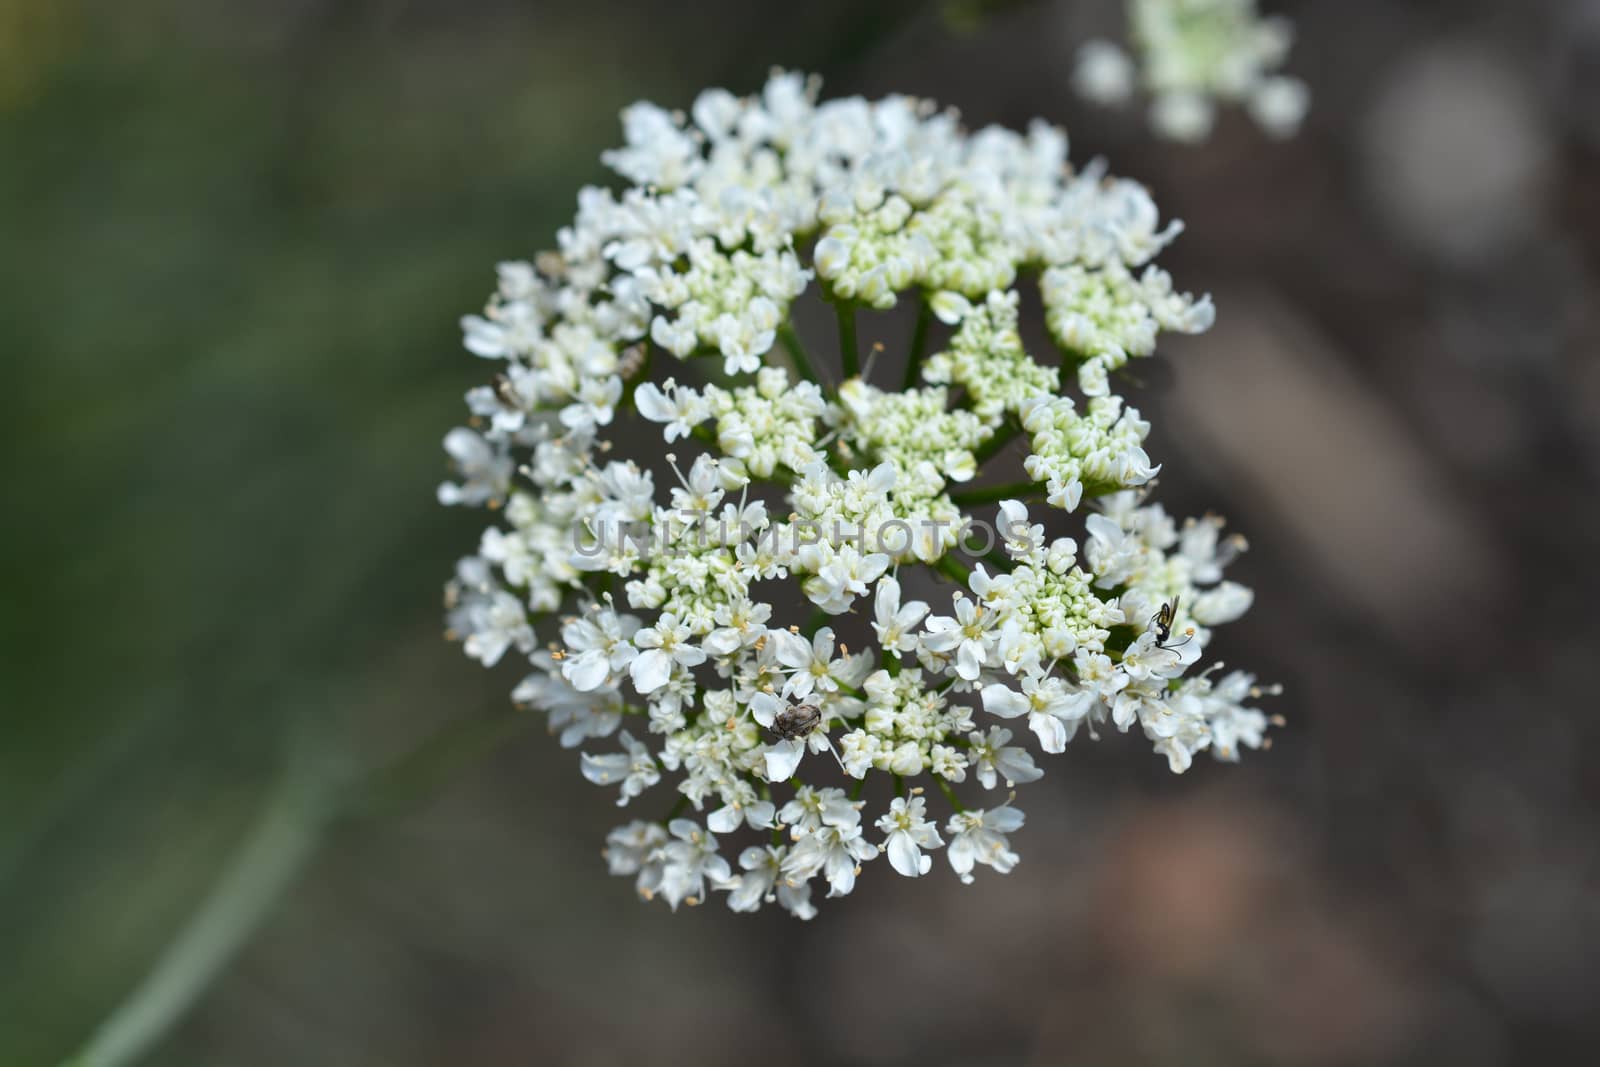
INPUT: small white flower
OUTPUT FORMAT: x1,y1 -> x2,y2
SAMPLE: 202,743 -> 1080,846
875,795 -> 945,877
561,608 -> 641,691
1074,40 -> 1136,104
781,821 -> 879,898
967,726 -> 1045,789
1075,0 -> 1309,144
726,845 -> 817,919
779,785 -> 861,832
634,378 -> 709,442
707,779 -> 776,833
461,590 -> 534,667
630,612 -> 707,694
946,802 -> 1025,885
1190,580 -> 1254,626
603,821 -> 668,890
646,819 -> 731,910
580,730 -> 660,805
770,625 -> 868,700
871,576 -> 930,655
981,675 -> 1095,754
922,594 -> 997,682
1249,75 -> 1310,139
1150,91 -> 1215,144
437,427 -> 512,507
800,544 -> 893,614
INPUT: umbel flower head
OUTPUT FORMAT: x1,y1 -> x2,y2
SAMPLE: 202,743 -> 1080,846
440,70 -> 1281,918
1073,0 -> 1310,143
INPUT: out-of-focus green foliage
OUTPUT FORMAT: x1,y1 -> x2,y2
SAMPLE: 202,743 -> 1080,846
0,2 -> 923,1061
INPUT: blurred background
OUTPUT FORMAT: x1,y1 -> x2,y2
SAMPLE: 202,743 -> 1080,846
5,0 -> 1599,1063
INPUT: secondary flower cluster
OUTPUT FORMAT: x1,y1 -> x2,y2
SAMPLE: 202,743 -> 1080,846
440,71 -> 1279,919
1073,0 -> 1310,143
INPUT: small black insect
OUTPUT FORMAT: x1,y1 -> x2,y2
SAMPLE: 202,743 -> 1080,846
770,702 -> 822,741
1150,597 -> 1194,653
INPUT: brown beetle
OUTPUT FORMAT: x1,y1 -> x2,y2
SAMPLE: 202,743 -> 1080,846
770,702 -> 823,741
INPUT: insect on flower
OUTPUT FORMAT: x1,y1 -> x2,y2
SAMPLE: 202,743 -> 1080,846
1150,596 -> 1194,653
770,701 -> 823,742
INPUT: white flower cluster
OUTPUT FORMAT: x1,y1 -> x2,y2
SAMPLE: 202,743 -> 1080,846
440,71 -> 1280,919
1073,0 -> 1310,143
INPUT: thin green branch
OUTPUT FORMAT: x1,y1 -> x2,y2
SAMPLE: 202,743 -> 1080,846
778,323 -> 820,386
61,767 -> 327,1067
949,480 -> 1043,507
802,606 -> 831,637
835,303 -> 859,381
934,555 -> 972,586
903,295 -> 933,389
935,776 -> 966,813
61,708 -> 542,1067
973,421 -> 1022,467
982,550 -> 1015,575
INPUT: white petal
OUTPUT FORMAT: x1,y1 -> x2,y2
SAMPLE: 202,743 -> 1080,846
769,629 -> 814,669
633,382 -> 673,422
629,648 -> 672,694
707,804 -> 741,834
956,642 -> 985,681
886,832 -> 926,878
563,650 -> 610,692
580,752 -> 625,786
1031,711 -> 1069,754
1191,581 -> 1254,626
986,806 -> 1026,833
748,692 -> 784,728
981,684 -> 1029,719
762,739 -> 805,782
947,836 -> 977,881
701,628 -> 742,656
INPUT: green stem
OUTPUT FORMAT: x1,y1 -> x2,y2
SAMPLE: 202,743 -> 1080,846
778,323 -> 820,386
892,774 -> 905,798
849,776 -> 866,801
835,303 -> 859,381
982,550 -> 1014,575
802,606 -> 830,637
935,555 -> 972,586
973,422 -> 1022,466
949,480 -> 1043,507
903,296 -> 933,389
936,777 -> 966,812
61,767 -> 327,1067
60,708 -> 541,1067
